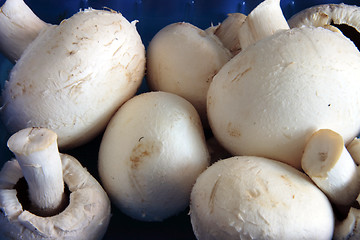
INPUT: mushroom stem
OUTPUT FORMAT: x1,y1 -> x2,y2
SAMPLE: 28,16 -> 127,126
301,129 -> 360,207
0,0 -> 47,62
237,0 -> 289,50
7,128 -> 65,216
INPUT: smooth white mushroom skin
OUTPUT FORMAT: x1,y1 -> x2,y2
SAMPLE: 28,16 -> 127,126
190,156 -> 335,240
301,129 -> 360,207
0,151 -> 111,239
99,91 -> 210,221
0,0 -> 48,62
146,22 -> 231,124
207,26 -> 360,169
1,8 -> 146,149
7,128 -> 65,216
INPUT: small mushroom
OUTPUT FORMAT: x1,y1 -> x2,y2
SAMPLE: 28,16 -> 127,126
0,127 -> 111,239
98,91 -> 210,221
190,156 -> 335,240
301,129 -> 360,208
146,22 -> 231,125
0,0 -> 48,62
288,3 -> 360,50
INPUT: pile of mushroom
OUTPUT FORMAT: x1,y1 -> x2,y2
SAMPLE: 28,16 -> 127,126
0,0 -> 146,149
0,127 -> 111,239
1,0 -> 360,238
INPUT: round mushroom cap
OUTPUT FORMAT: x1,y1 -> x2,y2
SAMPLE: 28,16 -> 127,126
190,156 -> 335,240
1,8 -> 145,150
207,26 -> 360,169
98,91 -> 210,221
146,22 -> 231,124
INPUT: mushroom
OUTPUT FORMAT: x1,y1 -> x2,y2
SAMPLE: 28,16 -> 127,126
0,127 -> 111,239
98,91 -> 210,221
207,25 -> 360,170
146,22 -> 232,125
190,156 -> 335,240
301,129 -> 360,208
288,3 -> 360,50
0,5 -> 146,149
0,0 -> 48,62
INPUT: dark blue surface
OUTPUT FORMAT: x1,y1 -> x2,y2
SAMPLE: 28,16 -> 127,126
0,0 -> 359,239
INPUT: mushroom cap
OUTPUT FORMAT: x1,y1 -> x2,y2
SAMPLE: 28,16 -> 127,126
98,91 -> 210,221
288,3 -> 360,34
207,26 -> 360,169
0,154 -> 111,240
1,8 -> 145,149
146,22 -> 231,124
190,156 -> 335,240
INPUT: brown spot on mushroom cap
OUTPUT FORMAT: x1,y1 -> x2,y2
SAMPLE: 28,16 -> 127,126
130,139 -> 162,169
227,122 -> 241,137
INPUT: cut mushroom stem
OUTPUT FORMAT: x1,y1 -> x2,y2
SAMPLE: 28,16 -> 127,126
237,0 -> 289,50
301,129 -> 360,207
0,0 -> 48,62
7,127 -> 65,216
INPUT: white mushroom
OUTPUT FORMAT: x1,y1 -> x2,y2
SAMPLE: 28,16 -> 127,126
207,26 -> 360,170
301,129 -> 360,208
0,127 -> 111,239
98,91 -> 210,221
288,3 -> 360,49
0,0 -> 48,62
190,156 -> 335,240
0,6 -> 146,149
146,22 -> 232,125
